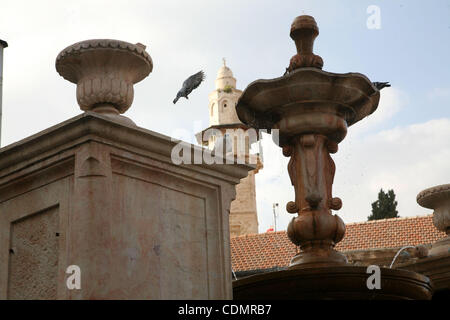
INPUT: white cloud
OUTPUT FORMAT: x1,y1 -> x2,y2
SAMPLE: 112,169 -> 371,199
428,87 -> 450,100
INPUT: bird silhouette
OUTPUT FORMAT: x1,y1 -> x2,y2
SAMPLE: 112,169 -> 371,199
373,82 -> 391,90
173,71 -> 205,104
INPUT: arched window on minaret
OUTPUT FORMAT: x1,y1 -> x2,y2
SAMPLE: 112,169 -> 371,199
210,103 -> 215,116
223,100 -> 228,109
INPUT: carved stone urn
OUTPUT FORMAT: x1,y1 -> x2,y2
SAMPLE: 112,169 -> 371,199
417,184 -> 450,256
236,15 -> 380,269
56,39 -> 153,126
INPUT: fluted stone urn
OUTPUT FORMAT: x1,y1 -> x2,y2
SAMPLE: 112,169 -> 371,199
56,39 -> 153,126
417,184 -> 450,256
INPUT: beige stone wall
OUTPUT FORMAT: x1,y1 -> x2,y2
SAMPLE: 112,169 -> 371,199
0,113 -> 252,299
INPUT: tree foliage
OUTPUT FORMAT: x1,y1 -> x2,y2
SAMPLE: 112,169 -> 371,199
367,189 -> 399,221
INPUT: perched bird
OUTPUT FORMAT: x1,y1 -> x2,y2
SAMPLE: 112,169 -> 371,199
173,71 -> 205,104
373,82 -> 391,90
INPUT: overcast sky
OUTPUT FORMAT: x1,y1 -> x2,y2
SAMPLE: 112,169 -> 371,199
1,0 -> 449,233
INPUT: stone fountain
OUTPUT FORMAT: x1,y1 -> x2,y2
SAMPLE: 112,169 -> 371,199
232,15 -> 433,299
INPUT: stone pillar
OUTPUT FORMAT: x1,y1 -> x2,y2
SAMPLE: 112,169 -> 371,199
0,39 -> 253,299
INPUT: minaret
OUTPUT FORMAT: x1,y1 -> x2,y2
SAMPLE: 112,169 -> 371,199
196,59 -> 262,237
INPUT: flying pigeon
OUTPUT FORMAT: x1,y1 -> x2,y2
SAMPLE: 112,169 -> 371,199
373,82 -> 391,90
173,71 -> 205,104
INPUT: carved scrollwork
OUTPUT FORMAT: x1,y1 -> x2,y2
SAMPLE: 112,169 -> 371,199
283,133 -> 345,261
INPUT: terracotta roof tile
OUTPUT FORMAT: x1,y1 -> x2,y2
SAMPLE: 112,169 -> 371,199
231,215 -> 447,272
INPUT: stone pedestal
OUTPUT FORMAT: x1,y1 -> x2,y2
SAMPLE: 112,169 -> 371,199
0,38 -> 254,299
0,113 -> 251,299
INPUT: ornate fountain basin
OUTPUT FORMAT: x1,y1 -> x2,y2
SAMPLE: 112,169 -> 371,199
236,67 -> 380,145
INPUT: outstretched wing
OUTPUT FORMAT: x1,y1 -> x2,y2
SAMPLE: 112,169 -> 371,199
183,71 -> 205,93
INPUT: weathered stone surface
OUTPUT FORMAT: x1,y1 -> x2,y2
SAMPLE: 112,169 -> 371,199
0,113 -> 253,299
8,206 -> 59,299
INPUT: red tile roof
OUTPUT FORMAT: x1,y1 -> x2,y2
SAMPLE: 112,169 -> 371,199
231,215 -> 447,272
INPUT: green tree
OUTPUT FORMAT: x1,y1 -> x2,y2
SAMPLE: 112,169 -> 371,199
367,189 -> 399,221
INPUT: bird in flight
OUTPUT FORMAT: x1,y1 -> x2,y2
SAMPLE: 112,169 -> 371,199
373,82 -> 391,90
173,71 -> 205,104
